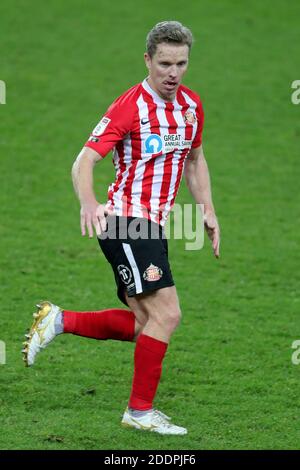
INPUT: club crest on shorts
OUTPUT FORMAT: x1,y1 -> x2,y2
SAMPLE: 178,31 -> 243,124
184,110 -> 197,125
143,263 -> 163,282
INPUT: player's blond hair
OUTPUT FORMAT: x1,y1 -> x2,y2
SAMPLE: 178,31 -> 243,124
146,21 -> 194,58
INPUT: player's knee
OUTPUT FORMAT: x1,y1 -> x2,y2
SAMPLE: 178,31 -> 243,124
166,307 -> 181,331
133,309 -> 148,331
160,291 -> 181,330
150,305 -> 181,332
126,294 -> 149,327
136,310 -> 148,327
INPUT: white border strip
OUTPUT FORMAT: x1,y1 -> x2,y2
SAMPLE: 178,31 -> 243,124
122,243 -> 143,294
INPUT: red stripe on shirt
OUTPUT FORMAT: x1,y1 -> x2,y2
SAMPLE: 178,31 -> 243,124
121,105 -> 140,217
139,91 -> 161,218
167,90 -> 194,209
158,102 -> 178,224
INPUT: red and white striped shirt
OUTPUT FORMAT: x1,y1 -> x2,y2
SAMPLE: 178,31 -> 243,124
85,78 -> 204,226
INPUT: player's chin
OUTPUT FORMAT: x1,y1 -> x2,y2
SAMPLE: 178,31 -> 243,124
161,85 -> 178,101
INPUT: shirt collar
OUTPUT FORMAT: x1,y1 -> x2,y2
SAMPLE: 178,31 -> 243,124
142,77 -> 177,104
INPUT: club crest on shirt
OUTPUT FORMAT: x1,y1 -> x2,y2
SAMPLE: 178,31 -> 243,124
143,264 -> 163,282
184,110 -> 197,125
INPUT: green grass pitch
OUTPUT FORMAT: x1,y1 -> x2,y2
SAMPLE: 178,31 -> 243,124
0,0 -> 300,450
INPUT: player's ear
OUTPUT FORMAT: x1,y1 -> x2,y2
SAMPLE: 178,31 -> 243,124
144,52 -> 151,70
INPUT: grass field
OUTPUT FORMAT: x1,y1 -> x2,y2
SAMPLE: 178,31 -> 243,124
1,0 -> 300,450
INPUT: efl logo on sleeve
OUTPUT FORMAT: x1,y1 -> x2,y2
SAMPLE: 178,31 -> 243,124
92,116 -> 111,136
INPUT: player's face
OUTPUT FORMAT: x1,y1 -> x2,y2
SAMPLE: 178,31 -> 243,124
144,43 -> 189,101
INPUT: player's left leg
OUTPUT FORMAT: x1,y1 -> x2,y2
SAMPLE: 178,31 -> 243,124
121,286 -> 187,435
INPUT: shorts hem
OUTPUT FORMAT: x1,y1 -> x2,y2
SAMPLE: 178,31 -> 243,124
118,280 -> 175,305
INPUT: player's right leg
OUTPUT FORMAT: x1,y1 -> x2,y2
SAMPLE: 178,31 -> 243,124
23,302 -> 147,367
97,215 -> 186,433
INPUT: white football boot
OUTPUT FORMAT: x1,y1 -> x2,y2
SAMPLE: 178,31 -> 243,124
121,408 -> 187,435
22,301 -> 62,367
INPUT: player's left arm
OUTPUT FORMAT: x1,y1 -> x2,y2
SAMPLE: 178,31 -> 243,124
184,144 -> 220,258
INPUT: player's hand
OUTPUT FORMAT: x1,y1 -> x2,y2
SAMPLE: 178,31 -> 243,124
204,211 -> 220,258
80,202 -> 113,238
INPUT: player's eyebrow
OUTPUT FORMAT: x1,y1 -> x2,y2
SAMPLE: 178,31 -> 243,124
159,60 -> 188,65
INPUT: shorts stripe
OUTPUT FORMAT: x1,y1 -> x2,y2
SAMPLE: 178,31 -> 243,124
122,243 -> 143,294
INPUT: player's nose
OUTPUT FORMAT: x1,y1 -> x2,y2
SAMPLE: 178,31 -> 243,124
168,65 -> 178,80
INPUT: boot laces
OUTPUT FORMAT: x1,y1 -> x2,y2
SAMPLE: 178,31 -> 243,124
152,410 -> 172,425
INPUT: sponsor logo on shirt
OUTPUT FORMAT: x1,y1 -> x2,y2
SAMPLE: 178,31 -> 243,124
145,134 -> 163,154
144,133 -> 192,154
143,264 -> 163,282
92,116 -> 111,136
88,136 -> 99,143
163,134 -> 192,151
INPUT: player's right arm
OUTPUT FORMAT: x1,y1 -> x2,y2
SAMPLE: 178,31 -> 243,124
73,87 -> 137,237
71,147 -> 111,237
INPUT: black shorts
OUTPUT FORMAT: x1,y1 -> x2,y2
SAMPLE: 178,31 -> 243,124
97,216 -> 174,306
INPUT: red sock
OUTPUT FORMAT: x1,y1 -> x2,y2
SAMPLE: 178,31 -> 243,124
63,308 -> 135,342
129,334 -> 168,410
